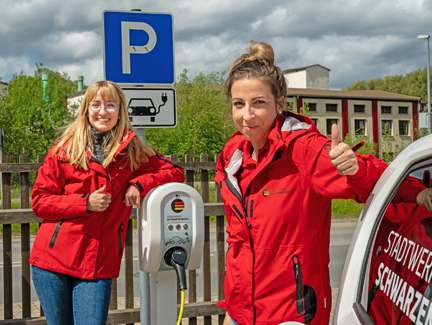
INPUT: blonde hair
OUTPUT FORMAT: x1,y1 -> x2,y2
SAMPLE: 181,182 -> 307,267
54,81 -> 154,170
225,41 -> 287,104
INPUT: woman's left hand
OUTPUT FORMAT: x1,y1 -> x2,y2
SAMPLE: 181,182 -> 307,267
417,188 -> 432,212
329,124 -> 359,176
124,184 -> 141,208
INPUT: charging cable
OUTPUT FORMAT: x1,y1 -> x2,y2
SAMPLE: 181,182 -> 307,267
157,93 -> 168,114
170,249 -> 187,325
178,289 -> 185,325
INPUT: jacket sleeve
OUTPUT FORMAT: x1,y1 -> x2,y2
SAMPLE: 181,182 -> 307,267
393,176 -> 427,204
128,152 -> 185,196
294,133 -> 387,203
31,149 -> 89,220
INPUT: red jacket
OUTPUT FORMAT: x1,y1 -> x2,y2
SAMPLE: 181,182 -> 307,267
366,203 -> 432,325
30,130 -> 185,279
215,112 -> 387,325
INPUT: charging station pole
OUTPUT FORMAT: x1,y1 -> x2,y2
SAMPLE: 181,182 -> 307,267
134,127 -> 151,325
138,183 -> 204,325
102,10 -> 177,324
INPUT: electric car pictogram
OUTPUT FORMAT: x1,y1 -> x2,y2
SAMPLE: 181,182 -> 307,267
127,93 -> 168,122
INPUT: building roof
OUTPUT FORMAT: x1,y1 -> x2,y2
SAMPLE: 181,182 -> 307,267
283,64 -> 331,73
68,89 -> 86,99
287,88 -> 420,102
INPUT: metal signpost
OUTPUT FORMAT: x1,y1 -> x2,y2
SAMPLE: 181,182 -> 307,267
103,10 -> 177,325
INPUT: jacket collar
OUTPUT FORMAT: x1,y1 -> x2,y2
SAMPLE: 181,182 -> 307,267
220,112 -> 314,167
58,128 -> 136,162
217,112 -> 314,196
115,128 -> 136,156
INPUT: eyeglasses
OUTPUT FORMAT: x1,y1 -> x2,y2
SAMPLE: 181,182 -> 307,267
88,101 -> 118,112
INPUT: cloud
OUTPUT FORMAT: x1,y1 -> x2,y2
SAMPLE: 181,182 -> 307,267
0,0 -> 430,91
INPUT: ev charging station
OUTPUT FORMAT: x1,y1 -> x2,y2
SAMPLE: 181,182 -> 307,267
138,183 -> 204,324
103,10 -> 203,324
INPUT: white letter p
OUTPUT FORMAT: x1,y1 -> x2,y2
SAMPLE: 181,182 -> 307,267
121,21 -> 157,74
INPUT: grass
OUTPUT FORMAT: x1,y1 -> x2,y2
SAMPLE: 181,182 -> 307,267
332,199 -> 364,218
1,185 -> 364,236
0,187 -> 29,200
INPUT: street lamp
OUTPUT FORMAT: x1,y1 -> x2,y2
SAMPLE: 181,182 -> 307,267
418,35 -> 431,134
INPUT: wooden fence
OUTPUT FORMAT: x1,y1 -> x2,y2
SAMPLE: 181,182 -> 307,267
0,153 -> 226,325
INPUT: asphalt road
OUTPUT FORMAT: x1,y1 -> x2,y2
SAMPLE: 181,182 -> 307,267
0,222 -> 356,304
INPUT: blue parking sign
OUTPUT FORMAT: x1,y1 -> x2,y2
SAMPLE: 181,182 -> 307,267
103,11 -> 174,85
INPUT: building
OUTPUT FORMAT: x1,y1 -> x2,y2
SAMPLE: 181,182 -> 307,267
286,88 -> 420,156
0,81 -> 8,94
67,89 -> 85,115
283,65 -> 420,157
284,64 -> 330,90
66,76 -> 85,115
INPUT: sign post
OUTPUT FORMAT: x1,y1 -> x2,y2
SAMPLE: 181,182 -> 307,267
103,10 -> 177,325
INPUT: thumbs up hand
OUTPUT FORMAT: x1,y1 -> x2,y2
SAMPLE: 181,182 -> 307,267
86,185 -> 112,211
329,124 -> 359,176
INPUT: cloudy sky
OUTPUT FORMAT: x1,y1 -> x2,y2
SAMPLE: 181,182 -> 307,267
1,0 -> 431,90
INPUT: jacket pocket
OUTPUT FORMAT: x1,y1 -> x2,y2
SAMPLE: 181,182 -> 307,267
292,255 -> 317,324
292,255 -> 304,315
118,221 -> 124,258
49,220 -> 65,249
225,245 -> 233,274
231,205 -> 244,219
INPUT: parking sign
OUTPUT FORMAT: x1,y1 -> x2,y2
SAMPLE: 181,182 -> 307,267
103,11 -> 174,85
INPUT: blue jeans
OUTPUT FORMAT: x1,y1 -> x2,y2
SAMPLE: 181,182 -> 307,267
231,318 -> 239,325
32,265 -> 112,325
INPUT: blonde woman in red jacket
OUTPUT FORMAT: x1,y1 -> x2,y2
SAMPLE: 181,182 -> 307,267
215,42 -> 431,325
30,81 -> 184,324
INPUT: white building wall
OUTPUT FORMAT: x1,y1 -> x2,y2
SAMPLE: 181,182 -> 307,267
0,83 -> 7,95
377,101 -> 413,155
67,94 -> 84,116
306,66 -> 329,90
285,71 -> 307,88
302,97 -> 342,138
348,100 -> 373,138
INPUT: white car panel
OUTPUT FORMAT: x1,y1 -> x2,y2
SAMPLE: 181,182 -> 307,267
335,134 -> 432,324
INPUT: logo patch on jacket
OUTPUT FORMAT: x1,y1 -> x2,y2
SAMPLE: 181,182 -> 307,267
117,165 -> 131,170
262,188 -> 294,197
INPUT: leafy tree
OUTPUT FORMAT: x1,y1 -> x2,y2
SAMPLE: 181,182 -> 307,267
145,70 -> 236,161
345,68 -> 430,104
0,64 -> 76,163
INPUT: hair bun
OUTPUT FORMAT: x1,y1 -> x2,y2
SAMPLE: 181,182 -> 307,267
225,40 -> 286,100
242,41 -> 274,64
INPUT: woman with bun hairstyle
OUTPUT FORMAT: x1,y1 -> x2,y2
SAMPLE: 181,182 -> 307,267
214,41 -> 429,325
29,81 -> 184,324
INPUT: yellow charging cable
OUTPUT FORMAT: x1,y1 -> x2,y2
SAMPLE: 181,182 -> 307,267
177,289 -> 185,325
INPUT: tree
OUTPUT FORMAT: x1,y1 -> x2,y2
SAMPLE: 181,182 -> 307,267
145,70 -> 236,161
0,64 -> 76,163
345,68 -> 430,104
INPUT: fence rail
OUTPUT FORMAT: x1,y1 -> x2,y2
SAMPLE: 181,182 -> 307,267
0,153 -> 226,325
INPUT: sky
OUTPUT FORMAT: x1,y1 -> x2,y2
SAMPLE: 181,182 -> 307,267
0,0 -> 431,90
